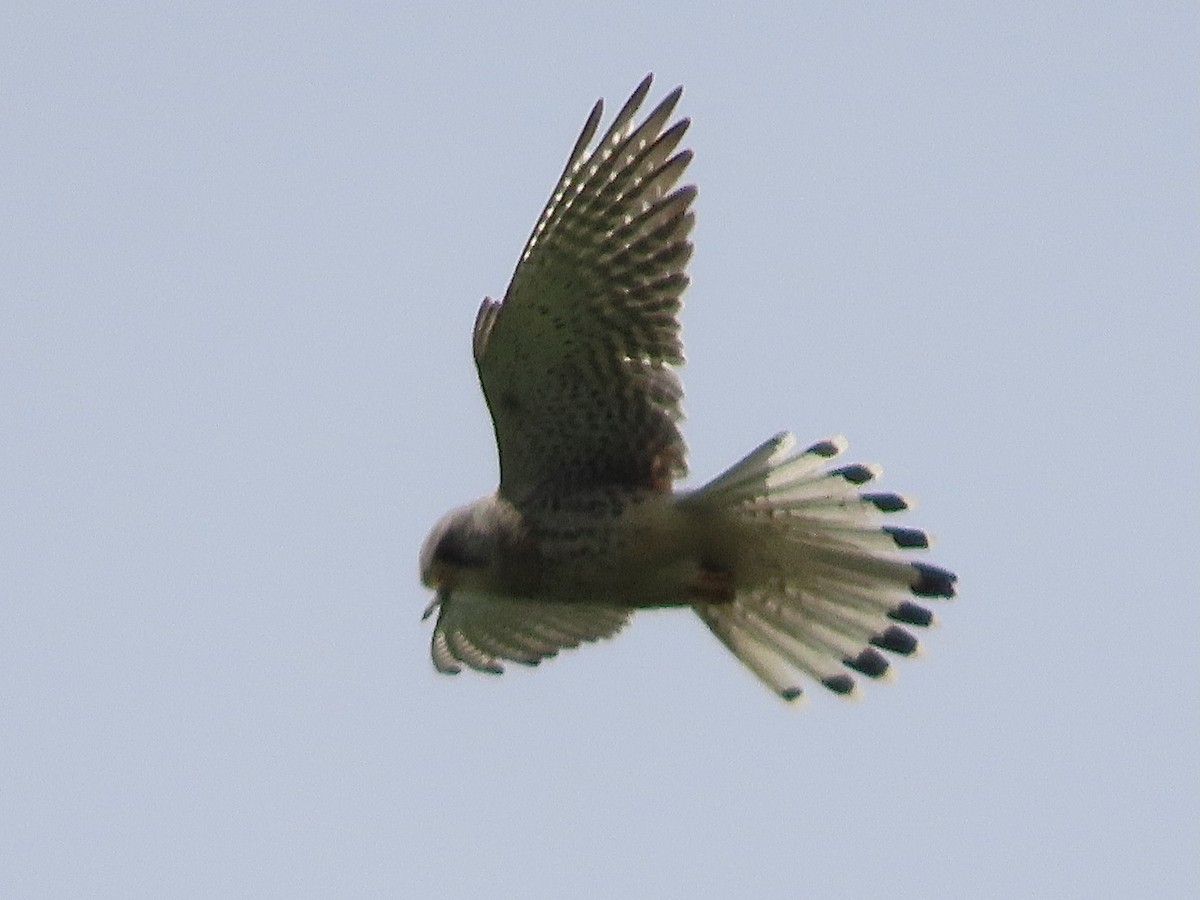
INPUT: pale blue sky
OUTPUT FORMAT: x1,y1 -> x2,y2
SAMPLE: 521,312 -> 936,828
4,3 -> 1198,897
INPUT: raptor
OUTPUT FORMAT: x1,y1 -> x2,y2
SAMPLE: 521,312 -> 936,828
419,75 -> 957,703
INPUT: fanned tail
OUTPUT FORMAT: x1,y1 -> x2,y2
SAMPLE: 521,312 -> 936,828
684,432 -> 956,704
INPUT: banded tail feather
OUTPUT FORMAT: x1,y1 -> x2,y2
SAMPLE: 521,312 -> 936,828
685,433 -> 956,703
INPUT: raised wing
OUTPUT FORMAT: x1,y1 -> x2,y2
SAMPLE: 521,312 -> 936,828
426,592 -> 630,674
473,75 -> 696,502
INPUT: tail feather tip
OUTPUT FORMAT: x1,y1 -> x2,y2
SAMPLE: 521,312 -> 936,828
821,674 -> 858,697
864,492 -> 910,513
889,600 -> 936,627
885,525 -> 930,549
911,562 -> 957,598
804,436 -> 847,459
846,647 -> 892,679
872,625 -> 919,656
831,463 -> 879,485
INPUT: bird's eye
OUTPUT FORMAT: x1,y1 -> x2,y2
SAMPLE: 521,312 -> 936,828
436,530 -> 488,569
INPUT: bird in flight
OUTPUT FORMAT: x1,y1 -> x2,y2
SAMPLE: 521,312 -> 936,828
419,75 -> 956,704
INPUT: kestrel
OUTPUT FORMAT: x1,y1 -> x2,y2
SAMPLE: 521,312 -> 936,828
419,75 -> 957,703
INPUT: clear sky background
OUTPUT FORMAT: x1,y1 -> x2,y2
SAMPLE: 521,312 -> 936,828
4,3 -> 1198,898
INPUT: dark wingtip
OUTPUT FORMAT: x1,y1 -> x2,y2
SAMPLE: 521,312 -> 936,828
889,600 -> 935,627
845,647 -> 891,679
912,562 -> 958,598
884,526 -> 930,549
780,686 -> 804,702
822,674 -> 857,695
872,625 -> 919,656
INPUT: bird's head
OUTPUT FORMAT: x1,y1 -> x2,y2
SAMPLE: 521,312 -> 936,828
419,495 -> 528,616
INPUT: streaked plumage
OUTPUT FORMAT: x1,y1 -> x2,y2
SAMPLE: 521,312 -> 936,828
419,75 -> 957,704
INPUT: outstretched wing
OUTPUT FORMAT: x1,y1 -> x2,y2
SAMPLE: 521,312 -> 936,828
427,592 -> 631,674
473,75 -> 696,502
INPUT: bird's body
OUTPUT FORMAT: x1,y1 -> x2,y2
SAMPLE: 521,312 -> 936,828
424,488 -> 708,608
419,76 -> 957,703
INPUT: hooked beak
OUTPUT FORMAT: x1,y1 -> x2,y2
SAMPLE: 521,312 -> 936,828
421,588 -> 447,621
